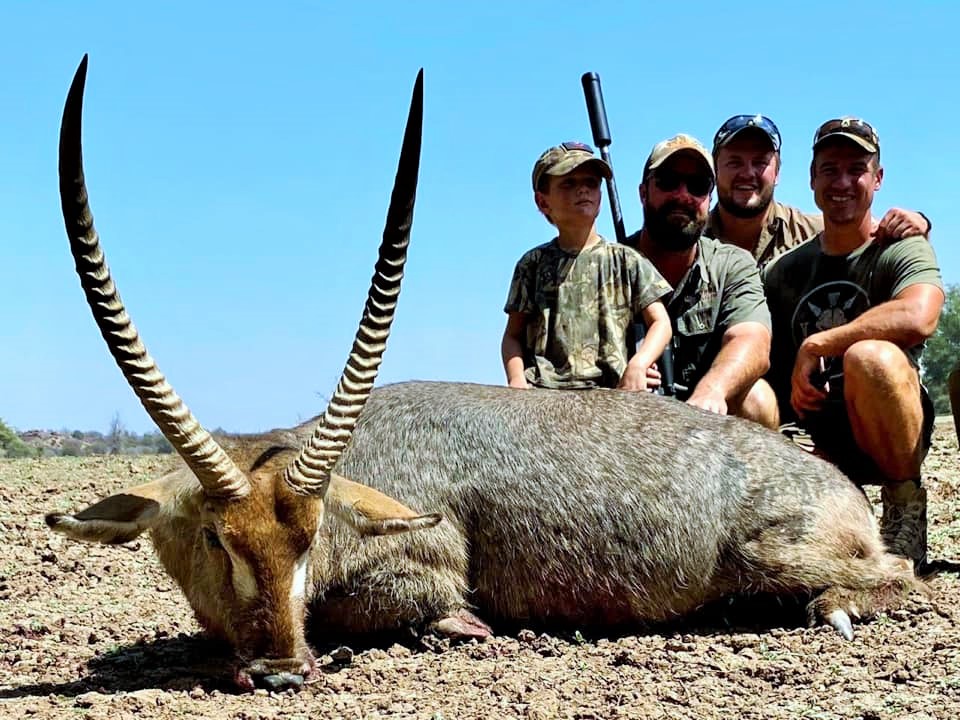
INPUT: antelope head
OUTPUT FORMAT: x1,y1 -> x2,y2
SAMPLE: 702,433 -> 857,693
44,56 -> 435,691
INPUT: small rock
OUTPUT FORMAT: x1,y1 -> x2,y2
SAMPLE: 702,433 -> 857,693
75,691 -> 104,708
387,643 -> 412,658
330,646 -> 354,664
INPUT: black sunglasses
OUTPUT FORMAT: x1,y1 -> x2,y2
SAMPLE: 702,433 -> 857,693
713,114 -> 782,152
653,170 -> 714,198
813,117 -> 879,148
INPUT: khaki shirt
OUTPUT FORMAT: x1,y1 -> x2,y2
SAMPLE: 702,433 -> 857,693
705,201 -> 823,270
625,235 -> 771,400
504,237 -> 671,390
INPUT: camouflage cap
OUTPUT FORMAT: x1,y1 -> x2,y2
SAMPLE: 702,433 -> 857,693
812,117 -> 880,155
643,134 -> 715,180
532,141 -> 612,191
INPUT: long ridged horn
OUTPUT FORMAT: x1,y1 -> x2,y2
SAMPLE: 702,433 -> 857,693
284,69 -> 423,497
59,55 -> 250,500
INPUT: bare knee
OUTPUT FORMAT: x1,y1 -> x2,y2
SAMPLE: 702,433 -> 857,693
843,340 -> 913,384
841,340 -> 925,479
731,379 -> 780,430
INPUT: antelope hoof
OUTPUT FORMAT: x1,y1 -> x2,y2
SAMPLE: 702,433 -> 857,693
430,608 -> 493,640
827,609 -> 854,641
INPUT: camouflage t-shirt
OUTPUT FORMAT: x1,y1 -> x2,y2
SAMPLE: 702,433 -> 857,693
504,237 -> 671,389
763,234 -> 943,418
633,236 -> 771,401
705,200 -> 823,271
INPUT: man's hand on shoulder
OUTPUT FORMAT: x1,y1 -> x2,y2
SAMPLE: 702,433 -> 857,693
872,208 -> 931,243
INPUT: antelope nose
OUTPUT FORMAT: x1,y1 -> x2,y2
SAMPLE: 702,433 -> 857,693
243,657 -> 313,692
259,671 -> 305,691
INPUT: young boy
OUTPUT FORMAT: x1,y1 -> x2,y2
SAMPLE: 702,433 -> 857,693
502,141 -> 673,391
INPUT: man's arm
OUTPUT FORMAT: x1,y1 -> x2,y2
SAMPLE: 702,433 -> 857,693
687,321 -> 771,414
798,283 -> 943,359
790,284 -> 943,417
501,312 -> 530,389
688,246 -> 772,415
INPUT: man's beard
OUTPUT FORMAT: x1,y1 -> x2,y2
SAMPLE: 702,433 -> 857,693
716,183 -> 775,219
643,200 -> 706,251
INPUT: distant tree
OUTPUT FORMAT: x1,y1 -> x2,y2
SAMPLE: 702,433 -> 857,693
921,284 -> 960,415
0,418 -> 34,458
108,412 -> 128,455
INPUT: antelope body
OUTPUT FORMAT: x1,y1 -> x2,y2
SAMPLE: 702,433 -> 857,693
46,57 -> 921,693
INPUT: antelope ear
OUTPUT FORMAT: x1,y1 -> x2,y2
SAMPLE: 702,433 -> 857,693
326,473 -> 442,537
45,473 -> 185,544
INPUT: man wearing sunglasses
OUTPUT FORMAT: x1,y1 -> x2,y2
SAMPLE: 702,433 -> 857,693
706,114 -> 930,269
626,135 -> 778,428
763,118 -> 944,569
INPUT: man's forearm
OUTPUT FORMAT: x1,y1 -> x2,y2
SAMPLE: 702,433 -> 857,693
803,296 -> 939,358
694,333 -> 770,403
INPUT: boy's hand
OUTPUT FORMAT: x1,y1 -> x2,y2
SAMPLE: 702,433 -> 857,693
645,364 -> 662,391
618,364 -> 650,392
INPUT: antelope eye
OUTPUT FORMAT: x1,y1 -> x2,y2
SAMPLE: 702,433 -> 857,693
203,527 -> 223,550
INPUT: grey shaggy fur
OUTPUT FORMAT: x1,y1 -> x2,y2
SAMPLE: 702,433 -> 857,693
305,380 -> 913,635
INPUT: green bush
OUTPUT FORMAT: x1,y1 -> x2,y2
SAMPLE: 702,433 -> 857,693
0,418 -> 35,459
922,284 -> 960,415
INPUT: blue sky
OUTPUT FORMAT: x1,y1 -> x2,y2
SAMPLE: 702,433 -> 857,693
2,2 -> 957,434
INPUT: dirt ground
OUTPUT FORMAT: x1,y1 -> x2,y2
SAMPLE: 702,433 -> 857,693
1,420 -> 958,720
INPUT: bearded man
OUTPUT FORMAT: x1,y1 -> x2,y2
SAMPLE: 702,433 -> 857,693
626,135 -> 778,428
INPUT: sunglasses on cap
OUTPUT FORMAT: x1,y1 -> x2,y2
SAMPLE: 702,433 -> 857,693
558,141 -> 595,153
812,117 -> 879,149
653,170 -> 714,198
713,115 -> 782,152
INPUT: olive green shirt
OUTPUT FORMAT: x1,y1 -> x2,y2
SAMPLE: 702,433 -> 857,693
504,237 -> 671,389
705,200 -> 823,271
650,237 -> 772,400
763,234 -> 943,418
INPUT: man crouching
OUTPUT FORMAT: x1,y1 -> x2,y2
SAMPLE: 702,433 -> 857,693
763,117 -> 944,569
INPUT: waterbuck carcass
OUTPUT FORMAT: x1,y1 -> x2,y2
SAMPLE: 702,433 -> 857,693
47,58 -> 922,693
46,56 -> 437,691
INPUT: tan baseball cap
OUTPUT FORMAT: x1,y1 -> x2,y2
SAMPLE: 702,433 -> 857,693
532,141 -> 612,191
643,134 -> 715,180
